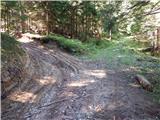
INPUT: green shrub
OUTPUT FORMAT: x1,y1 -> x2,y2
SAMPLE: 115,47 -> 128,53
41,33 -> 112,55
86,38 -> 112,49
41,34 -> 87,54
41,37 -> 50,44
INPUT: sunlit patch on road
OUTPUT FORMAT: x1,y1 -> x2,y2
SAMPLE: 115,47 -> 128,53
129,83 -> 141,88
9,91 -> 37,103
60,91 -> 78,97
67,79 -> 95,87
88,104 -> 103,112
36,76 -> 56,86
84,70 -> 107,79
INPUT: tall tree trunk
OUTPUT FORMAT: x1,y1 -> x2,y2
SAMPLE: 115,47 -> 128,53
85,16 -> 88,41
70,12 -> 73,38
27,16 -> 30,32
72,12 -> 75,38
82,16 -> 85,40
19,1 -> 25,33
46,11 -> 49,35
4,6 -> 7,32
75,11 -> 78,38
109,29 -> 112,40
157,28 -> 160,49
151,31 -> 156,56
7,9 -> 9,33
46,2 -> 49,35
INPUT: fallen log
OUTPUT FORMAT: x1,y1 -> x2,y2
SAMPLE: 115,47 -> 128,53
141,47 -> 153,52
141,47 -> 160,53
135,74 -> 153,92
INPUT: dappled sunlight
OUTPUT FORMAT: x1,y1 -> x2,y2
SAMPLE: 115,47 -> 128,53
18,36 -> 34,43
38,45 -> 44,49
8,91 -> 37,103
18,33 -> 44,43
122,66 -> 142,72
23,33 -> 44,39
107,103 -> 117,110
84,70 -> 107,79
49,49 -> 54,52
67,79 -> 95,87
87,101 -> 125,114
88,104 -> 103,112
60,91 -> 78,98
43,51 -> 49,55
107,101 -> 125,110
36,76 -> 56,86
129,83 -> 141,88
117,55 -> 125,58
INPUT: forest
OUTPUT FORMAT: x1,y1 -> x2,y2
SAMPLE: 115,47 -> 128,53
1,1 -> 160,120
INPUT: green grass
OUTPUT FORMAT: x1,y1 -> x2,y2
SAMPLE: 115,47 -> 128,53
41,34 -> 87,55
41,33 -> 112,55
1,33 -> 24,66
84,36 -> 160,103
41,34 -> 160,103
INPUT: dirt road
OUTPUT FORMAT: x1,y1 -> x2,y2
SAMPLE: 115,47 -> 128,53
2,35 -> 160,120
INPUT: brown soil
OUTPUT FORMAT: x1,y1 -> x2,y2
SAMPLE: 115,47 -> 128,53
2,35 -> 160,120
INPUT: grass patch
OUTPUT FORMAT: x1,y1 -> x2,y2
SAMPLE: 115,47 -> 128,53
85,38 -> 112,48
41,34 -> 87,55
84,36 -> 160,103
1,32 -> 24,64
1,33 -> 25,97
41,33 -> 112,55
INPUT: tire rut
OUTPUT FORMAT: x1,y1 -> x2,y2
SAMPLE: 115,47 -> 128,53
2,36 -> 160,120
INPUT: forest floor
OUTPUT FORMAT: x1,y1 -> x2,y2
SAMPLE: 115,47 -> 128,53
2,34 -> 160,120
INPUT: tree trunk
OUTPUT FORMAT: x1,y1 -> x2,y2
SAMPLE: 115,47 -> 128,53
46,11 -> 49,35
70,12 -> 73,38
85,15 -> 87,41
83,16 -> 85,36
6,7 -> 9,33
157,28 -> 160,49
151,31 -> 156,55
19,1 -> 25,33
75,11 -> 78,38
4,8 -> 7,32
46,2 -> 49,35
109,29 -> 112,40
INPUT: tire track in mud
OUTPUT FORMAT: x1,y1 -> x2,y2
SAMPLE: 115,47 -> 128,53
20,42 -> 81,120
2,40 -> 82,120
23,42 -> 83,74
2,37 -> 160,120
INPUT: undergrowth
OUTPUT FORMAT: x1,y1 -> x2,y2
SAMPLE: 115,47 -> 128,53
41,33 -> 111,55
1,32 -> 25,97
41,34 -> 160,103
85,36 -> 160,103
1,32 -> 24,64
41,34 -> 86,54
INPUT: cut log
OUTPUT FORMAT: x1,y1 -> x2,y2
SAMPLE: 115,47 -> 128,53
141,47 -> 160,53
141,47 -> 153,52
135,74 -> 153,92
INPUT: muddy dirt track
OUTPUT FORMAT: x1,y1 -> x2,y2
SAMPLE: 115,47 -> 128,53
2,35 -> 160,120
